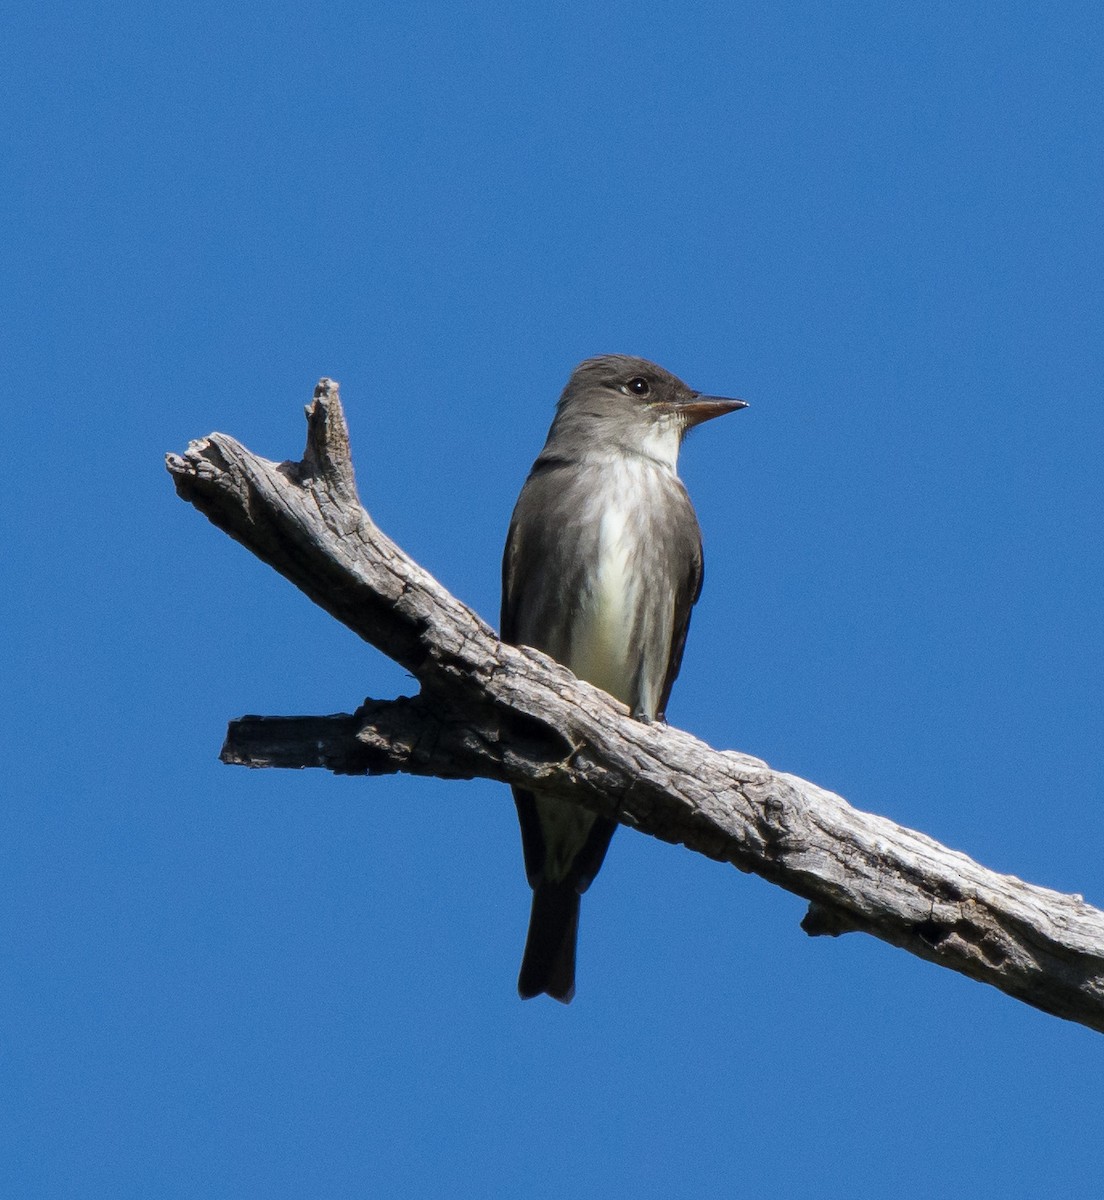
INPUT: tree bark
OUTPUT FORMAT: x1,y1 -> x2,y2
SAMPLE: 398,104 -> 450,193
166,378 -> 1104,1033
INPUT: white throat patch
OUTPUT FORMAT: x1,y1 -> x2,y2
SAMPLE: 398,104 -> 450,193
637,411 -> 683,472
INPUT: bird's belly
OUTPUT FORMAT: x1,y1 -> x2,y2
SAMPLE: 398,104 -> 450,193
565,478 -> 676,716
539,502 -> 649,882
568,505 -> 641,706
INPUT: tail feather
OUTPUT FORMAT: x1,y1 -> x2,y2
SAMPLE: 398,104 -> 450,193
517,882 -> 580,1004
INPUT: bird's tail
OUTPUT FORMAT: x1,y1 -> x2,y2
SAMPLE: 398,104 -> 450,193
517,881 -> 580,1004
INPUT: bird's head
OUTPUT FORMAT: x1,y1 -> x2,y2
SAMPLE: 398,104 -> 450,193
549,354 -> 746,467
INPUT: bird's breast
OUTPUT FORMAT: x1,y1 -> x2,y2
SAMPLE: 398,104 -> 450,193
569,499 -> 638,703
564,456 -> 688,714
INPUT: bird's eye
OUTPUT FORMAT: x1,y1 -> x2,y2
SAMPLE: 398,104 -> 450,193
627,377 -> 651,396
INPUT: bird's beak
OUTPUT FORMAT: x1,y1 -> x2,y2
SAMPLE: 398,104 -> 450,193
678,393 -> 749,428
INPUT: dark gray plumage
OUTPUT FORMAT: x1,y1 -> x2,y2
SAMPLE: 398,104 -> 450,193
501,355 -> 746,1002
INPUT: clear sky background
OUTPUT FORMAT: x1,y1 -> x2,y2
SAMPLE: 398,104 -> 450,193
5,2 -> 1104,1196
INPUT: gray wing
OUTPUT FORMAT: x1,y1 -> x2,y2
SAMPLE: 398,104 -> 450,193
500,456 -> 587,658
655,532 -> 702,722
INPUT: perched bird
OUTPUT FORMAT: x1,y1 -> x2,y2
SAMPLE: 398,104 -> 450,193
501,355 -> 746,1002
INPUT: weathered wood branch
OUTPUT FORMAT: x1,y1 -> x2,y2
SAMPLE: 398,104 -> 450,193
166,378 -> 1104,1032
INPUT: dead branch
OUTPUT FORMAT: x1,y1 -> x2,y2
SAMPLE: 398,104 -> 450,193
166,378 -> 1104,1032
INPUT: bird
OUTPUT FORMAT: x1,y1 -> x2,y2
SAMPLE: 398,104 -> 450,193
500,354 -> 746,1002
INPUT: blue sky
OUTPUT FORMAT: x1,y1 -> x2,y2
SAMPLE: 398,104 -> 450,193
5,2 -> 1104,1195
